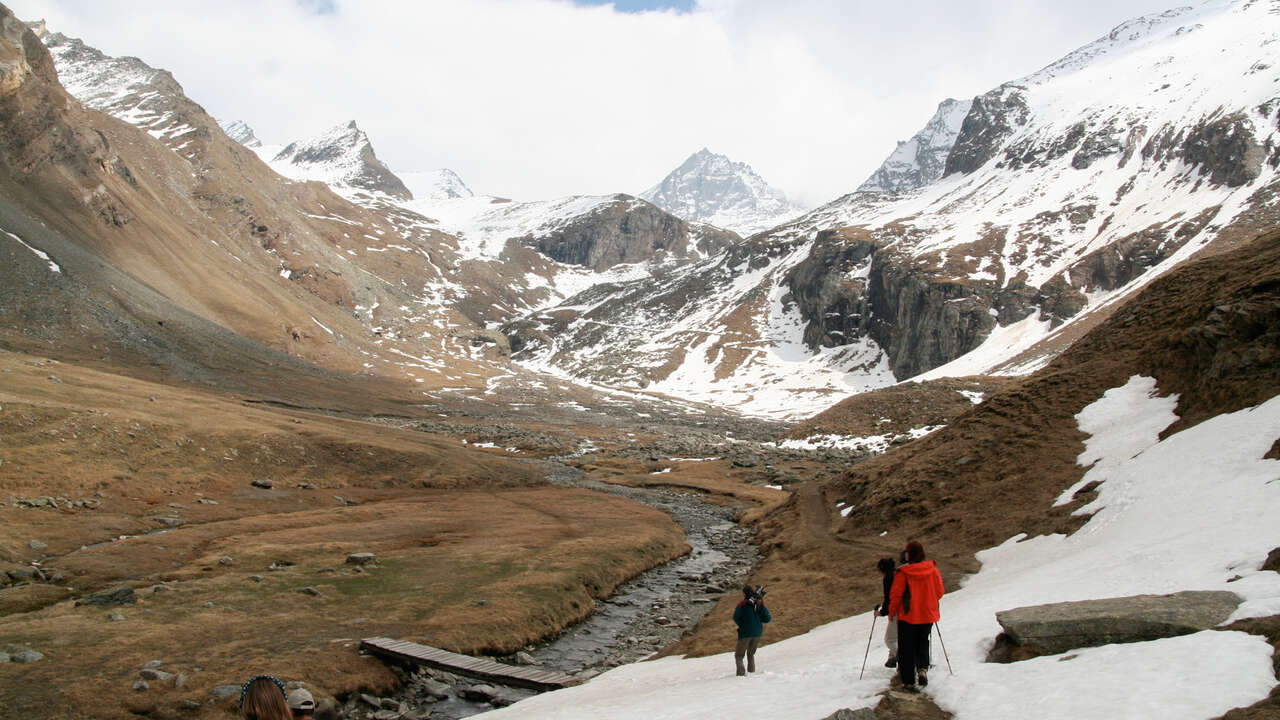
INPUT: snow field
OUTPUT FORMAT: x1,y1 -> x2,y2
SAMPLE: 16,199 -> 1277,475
476,376 -> 1280,720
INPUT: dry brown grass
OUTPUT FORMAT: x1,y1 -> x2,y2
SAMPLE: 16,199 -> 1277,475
0,352 -> 688,720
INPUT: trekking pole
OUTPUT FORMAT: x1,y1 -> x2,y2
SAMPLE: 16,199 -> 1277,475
858,610 -> 878,680
935,622 -> 954,676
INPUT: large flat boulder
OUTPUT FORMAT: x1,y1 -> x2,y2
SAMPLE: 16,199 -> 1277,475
995,590 -> 1241,655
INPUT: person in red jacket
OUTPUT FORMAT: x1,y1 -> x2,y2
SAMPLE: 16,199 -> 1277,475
888,540 -> 944,691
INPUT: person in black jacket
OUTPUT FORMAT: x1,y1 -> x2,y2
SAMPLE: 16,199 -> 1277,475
875,557 -> 898,668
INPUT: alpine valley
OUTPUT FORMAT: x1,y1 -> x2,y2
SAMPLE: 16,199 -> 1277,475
1,2 -> 1278,720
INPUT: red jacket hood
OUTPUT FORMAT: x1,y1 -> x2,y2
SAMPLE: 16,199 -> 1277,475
898,560 -> 938,577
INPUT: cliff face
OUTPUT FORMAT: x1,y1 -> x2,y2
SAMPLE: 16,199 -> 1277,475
520,194 -> 739,271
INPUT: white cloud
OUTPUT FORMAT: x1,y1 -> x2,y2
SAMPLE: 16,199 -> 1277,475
15,0 -> 1182,207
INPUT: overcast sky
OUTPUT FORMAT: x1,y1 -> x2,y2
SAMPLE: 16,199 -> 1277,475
15,0 -> 1184,207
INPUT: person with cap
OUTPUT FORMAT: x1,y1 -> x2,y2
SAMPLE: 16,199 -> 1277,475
239,675 -> 292,720
875,556 -> 899,668
286,688 -> 316,719
888,540 -> 944,691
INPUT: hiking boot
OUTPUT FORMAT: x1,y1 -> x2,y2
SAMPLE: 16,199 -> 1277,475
917,670 -> 928,687
884,654 -> 897,668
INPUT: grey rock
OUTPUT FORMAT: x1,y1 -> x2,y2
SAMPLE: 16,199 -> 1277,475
461,684 -> 498,702
107,612 -> 127,622
76,585 -> 136,606
251,478 -> 274,489
0,653 -> 9,663
143,659 -> 164,668
7,567 -> 35,582
418,678 -> 450,699
297,586 -> 321,597
153,516 -> 185,528
202,601 -> 215,608
822,709 -> 875,720
996,590 -> 1242,654
513,651 -> 539,665
359,693 -> 383,709
218,556 -> 235,566
139,668 -> 173,681
379,697 -> 401,710
151,584 -> 174,593
180,699 -> 201,710
11,650 -> 44,663
345,552 -> 377,566
248,575 -> 265,583
210,684 -> 241,700
173,673 -> 189,688
133,680 -> 149,692
28,539 -> 47,551
371,711 -> 399,720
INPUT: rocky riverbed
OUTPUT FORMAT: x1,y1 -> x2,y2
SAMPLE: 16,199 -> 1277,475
347,461 -> 761,720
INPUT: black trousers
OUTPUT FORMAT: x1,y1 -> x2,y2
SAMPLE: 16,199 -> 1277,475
897,620 -> 932,685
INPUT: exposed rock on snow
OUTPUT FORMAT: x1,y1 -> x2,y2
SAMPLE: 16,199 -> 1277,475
994,590 -> 1243,656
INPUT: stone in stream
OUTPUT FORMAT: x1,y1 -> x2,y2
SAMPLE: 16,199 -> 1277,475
461,684 -> 499,702
418,678 -> 450,699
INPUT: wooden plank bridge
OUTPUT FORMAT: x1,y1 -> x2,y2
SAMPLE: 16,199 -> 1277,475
360,637 -> 579,691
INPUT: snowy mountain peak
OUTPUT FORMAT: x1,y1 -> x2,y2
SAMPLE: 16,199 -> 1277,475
270,120 -> 413,201
641,148 -> 803,236
857,98 -> 972,194
401,168 -> 475,200
217,119 -> 262,148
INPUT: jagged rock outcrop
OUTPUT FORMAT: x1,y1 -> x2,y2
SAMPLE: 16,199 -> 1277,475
519,194 -> 738,271
994,591 -> 1241,656
943,87 -> 1030,176
858,98 -> 972,193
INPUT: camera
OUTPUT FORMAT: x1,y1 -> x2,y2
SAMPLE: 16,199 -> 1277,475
748,585 -> 767,604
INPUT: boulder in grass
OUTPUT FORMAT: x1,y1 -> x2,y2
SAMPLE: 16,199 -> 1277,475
345,552 -> 377,566
995,590 -> 1242,655
76,585 -> 136,606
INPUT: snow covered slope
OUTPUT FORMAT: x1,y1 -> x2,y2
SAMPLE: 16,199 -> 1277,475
510,0 -> 1280,417
477,377 -> 1280,720
641,148 -> 805,236
400,168 -> 474,200
857,98 -> 972,193
266,120 -> 414,201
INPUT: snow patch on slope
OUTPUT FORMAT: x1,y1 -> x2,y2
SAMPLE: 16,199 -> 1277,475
475,378 -> 1280,720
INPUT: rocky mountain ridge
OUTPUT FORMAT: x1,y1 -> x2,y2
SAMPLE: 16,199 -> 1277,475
504,0 -> 1280,417
640,148 -> 804,236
